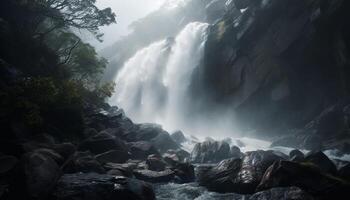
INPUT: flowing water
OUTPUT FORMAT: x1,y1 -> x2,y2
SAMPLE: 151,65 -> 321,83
110,22 -> 210,133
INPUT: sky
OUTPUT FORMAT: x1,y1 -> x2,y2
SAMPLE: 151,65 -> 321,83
86,0 -> 167,49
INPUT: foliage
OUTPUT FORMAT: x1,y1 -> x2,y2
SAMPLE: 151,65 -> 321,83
0,0 -> 116,140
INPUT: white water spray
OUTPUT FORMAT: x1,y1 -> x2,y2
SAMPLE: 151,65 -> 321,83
110,22 -> 209,133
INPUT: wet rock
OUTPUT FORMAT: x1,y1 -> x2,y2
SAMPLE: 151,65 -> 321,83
62,151 -> 105,174
304,151 -> 337,175
53,173 -> 155,200
129,141 -> 160,160
163,149 -> 190,164
249,187 -> 314,200
95,150 -> 130,164
199,150 -> 284,194
22,152 -> 61,199
146,154 -> 166,172
191,140 -> 231,163
133,169 -> 175,183
78,132 -> 128,154
234,150 -> 284,194
172,162 -> 195,183
230,145 -> 243,158
257,160 -> 350,199
104,162 -> 138,177
171,130 -> 186,144
198,158 -> 242,193
150,132 -> 179,153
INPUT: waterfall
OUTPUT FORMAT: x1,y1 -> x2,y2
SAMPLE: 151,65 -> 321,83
109,22 -> 209,133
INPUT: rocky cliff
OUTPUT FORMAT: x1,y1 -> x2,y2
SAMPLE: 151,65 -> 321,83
194,0 -> 350,135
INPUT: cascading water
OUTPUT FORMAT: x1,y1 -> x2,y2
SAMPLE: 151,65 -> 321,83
109,22 -> 209,133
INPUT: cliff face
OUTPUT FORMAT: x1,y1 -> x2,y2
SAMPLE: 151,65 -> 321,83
198,0 -> 350,133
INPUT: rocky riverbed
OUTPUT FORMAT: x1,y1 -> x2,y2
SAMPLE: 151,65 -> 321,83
1,105 -> 349,200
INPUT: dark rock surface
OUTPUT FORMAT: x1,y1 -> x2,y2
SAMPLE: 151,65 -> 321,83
257,160 -> 350,199
171,130 -> 186,144
191,140 -> 231,163
304,151 -> 337,175
129,141 -> 160,160
133,169 -> 175,183
198,150 -> 284,194
95,149 -> 130,164
53,173 -> 155,200
62,151 -> 105,174
22,152 -> 61,199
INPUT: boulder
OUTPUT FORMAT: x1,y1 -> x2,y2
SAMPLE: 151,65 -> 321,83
52,143 -> 76,159
95,150 -> 130,164
129,141 -> 160,160
62,151 -> 105,174
22,152 -> 61,199
34,148 -> 64,165
257,161 -> 350,199
53,173 -> 155,200
104,162 -> 138,177
171,131 -> 186,144
172,162 -> 195,183
150,132 -> 179,153
198,158 -> 242,193
163,149 -> 190,164
249,187 -> 314,200
304,151 -> 337,175
78,132 -> 128,154
191,140 -> 231,163
146,154 -> 166,172
198,150 -> 284,194
133,169 -> 175,183
230,145 -> 243,158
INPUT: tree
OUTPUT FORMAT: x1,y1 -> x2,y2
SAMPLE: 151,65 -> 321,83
1,0 -> 116,41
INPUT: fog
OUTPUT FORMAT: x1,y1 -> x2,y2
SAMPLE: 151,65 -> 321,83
89,0 -> 167,49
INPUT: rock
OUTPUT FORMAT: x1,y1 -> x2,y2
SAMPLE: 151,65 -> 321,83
172,162 -> 195,183
133,169 -> 175,183
171,130 -> 186,144
129,141 -> 160,160
339,164 -> 350,180
150,132 -> 179,153
163,149 -> 190,164
146,154 -> 166,171
78,132 -> 128,154
34,148 -> 64,165
304,151 -> 337,174
95,150 -> 130,164
62,151 -> 105,174
199,150 -> 284,194
289,149 -> 304,162
233,0 -> 250,9
249,187 -> 314,200
52,143 -> 76,160
0,155 -> 18,175
257,160 -> 350,199
83,128 -> 98,138
230,145 -> 243,158
22,152 -> 61,199
198,158 -> 242,193
104,162 -> 138,177
191,140 -> 231,163
235,150 -> 284,194
53,173 -> 155,200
